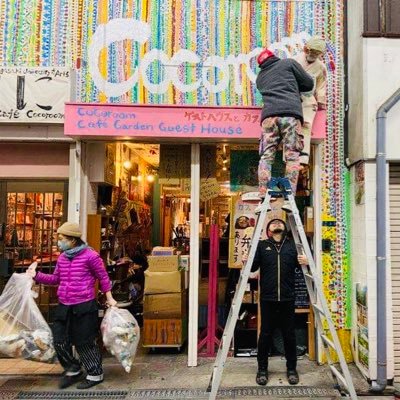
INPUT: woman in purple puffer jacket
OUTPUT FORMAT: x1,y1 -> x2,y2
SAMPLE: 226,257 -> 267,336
27,222 -> 117,390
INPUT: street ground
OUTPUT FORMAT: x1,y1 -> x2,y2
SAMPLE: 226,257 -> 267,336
0,350 -> 396,399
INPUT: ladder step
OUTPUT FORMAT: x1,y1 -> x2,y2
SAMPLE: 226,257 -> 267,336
321,334 -> 336,350
304,273 -> 314,281
329,364 -> 348,390
312,303 -> 325,316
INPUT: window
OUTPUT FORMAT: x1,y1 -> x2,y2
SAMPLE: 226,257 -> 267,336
364,0 -> 400,37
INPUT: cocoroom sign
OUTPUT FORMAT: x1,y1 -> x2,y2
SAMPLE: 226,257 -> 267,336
0,67 -> 70,123
89,18 -> 311,98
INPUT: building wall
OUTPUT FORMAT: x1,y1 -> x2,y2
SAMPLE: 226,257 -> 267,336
347,1 -> 397,377
0,143 -> 70,179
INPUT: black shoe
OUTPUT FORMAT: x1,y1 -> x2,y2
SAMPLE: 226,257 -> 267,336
256,369 -> 268,386
287,369 -> 299,385
59,371 -> 83,389
77,379 -> 104,390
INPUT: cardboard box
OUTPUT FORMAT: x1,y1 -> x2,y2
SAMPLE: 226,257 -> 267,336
143,291 -> 187,319
143,318 -> 187,346
148,256 -> 179,272
199,277 -> 227,305
144,270 -> 184,294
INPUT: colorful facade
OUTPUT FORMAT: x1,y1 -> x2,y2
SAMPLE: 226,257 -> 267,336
1,0 -> 352,356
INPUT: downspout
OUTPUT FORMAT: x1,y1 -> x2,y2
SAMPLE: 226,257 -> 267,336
371,88 -> 400,392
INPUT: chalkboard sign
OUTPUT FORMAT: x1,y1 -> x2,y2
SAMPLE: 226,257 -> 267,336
294,266 -> 309,308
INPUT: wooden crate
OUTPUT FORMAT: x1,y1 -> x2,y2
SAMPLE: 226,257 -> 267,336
142,318 -> 187,347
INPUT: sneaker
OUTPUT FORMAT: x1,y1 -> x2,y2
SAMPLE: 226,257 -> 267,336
77,378 -> 104,390
281,200 -> 292,213
256,369 -> 268,386
287,369 -> 299,385
59,371 -> 83,389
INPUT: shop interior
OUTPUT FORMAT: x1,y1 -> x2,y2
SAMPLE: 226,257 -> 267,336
0,142 -> 315,360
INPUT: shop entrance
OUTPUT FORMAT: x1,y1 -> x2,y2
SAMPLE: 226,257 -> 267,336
83,141 -> 317,366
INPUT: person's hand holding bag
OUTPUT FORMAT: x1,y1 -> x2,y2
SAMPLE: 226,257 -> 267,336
26,261 -> 38,278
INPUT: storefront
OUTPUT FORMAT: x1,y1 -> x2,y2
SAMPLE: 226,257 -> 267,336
63,102 -> 325,366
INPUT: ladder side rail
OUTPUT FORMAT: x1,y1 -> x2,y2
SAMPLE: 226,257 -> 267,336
286,193 -> 358,400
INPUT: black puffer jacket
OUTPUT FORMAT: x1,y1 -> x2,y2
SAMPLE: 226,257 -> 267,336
256,56 -> 314,124
251,235 -> 300,302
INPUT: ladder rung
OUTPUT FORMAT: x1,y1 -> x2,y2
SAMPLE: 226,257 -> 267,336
321,334 -> 336,350
329,365 -> 348,390
312,303 -> 325,316
304,273 -> 314,281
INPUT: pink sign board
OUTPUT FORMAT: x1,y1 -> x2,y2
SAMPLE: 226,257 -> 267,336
65,103 -> 261,140
64,103 -> 326,141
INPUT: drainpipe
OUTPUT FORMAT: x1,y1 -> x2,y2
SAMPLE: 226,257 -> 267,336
371,88 -> 400,392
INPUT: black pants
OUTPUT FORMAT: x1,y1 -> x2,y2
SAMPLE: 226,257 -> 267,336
257,300 -> 297,371
52,301 -> 103,380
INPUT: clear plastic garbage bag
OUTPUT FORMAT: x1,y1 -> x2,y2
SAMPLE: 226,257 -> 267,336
101,307 -> 140,373
0,272 -> 56,363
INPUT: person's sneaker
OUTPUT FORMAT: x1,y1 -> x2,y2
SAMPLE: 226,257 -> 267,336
77,378 -> 104,390
287,369 -> 299,385
59,371 -> 83,389
281,200 -> 292,213
256,369 -> 268,386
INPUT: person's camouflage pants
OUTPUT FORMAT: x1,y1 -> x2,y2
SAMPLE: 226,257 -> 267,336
258,116 -> 303,196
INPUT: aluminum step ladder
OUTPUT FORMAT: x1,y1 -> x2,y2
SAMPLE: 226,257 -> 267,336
207,177 -> 357,400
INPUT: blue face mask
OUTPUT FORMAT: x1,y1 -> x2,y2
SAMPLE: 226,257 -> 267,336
58,240 -> 72,252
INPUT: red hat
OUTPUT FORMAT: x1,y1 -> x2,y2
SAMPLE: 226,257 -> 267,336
257,49 -> 274,65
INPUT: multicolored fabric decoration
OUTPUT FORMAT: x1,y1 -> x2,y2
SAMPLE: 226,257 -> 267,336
0,0 -> 350,328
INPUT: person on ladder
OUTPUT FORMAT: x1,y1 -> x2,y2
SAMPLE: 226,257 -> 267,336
293,36 -> 327,168
249,218 -> 308,386
255,48 -> 314,212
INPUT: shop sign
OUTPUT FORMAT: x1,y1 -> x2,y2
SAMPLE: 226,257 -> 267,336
0,67 -> 70,123
65,103 -> 261,140
200,178 -> 220,202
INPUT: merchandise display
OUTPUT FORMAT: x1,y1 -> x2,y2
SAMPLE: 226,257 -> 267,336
0,271 -> 56,363
101,307 -> 140,373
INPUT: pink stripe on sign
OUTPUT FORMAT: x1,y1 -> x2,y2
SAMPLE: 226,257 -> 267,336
65,103 -> 261,140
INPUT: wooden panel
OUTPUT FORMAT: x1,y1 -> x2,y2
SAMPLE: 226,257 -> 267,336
87,214 -> 101,252
143,318 -> 187,346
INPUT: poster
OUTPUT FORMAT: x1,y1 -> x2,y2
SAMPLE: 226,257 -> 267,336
356,283 -> 369,370
0,67 -> 70,123
228,195 -> 284,268
355,161 -> 365,205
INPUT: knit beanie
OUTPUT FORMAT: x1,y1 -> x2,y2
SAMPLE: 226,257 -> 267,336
57,222 -> 82,238
305,36 -> 326,53
257,48 -> 275,65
